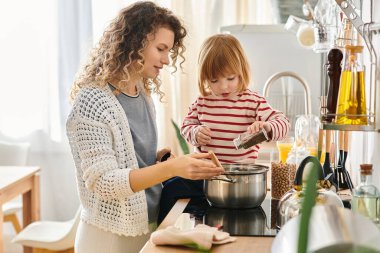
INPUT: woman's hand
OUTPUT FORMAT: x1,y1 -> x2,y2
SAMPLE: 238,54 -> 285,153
247,121 -> 272,134
195,125 -> 212,145
166,152 -> 223,180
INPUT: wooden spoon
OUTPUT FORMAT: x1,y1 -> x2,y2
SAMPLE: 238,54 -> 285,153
208,150 -> 223,167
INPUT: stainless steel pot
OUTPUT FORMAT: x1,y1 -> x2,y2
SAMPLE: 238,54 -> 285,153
204,206 -> 267,235
204,163 -> 269,208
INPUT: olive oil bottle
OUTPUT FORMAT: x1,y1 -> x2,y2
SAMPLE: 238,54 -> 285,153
335,45 -> 367,125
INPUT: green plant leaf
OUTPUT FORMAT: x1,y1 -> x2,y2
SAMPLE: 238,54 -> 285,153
298,162 -> 318,253
171,119 -> 190,155
184,243 -> 212,252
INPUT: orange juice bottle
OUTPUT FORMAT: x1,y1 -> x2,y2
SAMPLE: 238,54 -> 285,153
277,142 -> 293,163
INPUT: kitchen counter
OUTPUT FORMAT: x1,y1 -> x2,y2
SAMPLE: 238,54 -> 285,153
140,199 -> 274,253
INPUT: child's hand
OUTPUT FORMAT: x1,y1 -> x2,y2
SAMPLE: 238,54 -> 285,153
247,121 -> 272,134
195,125 -> 212,145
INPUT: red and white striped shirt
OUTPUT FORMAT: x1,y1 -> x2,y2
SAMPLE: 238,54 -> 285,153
181,89 -> 290,163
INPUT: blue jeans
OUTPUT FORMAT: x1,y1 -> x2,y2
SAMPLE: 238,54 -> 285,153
157,177 -> 204,225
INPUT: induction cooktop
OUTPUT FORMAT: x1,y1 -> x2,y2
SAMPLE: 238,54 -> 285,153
183,196 -> 279,237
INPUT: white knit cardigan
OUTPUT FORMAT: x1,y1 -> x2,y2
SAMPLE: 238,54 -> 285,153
66,85 -> 150,236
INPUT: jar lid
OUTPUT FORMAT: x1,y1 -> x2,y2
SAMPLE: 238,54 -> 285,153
360,164 -> 373,175
222,163 -> 269,175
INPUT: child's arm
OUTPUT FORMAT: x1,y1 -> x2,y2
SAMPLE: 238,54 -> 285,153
255,99 -> 290,141
181,99 -> 208,147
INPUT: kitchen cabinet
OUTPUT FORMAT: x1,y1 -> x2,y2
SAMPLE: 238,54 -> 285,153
140,199 -> 274,253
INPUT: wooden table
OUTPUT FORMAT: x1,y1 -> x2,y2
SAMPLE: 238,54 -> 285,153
0,166 -> 40,253
140,199 -> 273,253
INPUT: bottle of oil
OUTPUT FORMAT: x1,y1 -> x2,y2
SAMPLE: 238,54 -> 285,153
335,17 -> 357,49
351,164 -> 380,225
335,45 -> 367,125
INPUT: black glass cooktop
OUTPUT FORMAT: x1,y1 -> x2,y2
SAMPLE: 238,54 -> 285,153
183,196 -> 279,237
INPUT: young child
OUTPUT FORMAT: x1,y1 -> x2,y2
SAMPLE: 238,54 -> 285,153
181,34 -> 290,164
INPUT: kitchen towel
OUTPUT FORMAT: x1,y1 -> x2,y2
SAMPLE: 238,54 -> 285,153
150,213 -> 236,250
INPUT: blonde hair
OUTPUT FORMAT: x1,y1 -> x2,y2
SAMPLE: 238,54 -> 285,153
70,1 -> 187,101
198,34 -> 250,96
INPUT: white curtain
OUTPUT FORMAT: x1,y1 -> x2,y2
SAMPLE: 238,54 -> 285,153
0,0 -> 92,220
0,0 -> 59,140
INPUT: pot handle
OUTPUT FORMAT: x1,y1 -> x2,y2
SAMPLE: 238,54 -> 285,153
210,176 -> 236,183
294,156 -> 324,186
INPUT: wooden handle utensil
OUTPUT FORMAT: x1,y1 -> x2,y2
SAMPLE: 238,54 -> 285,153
326,130 -> 332,154
343,131 -> 350,152
209,150 -> 223,167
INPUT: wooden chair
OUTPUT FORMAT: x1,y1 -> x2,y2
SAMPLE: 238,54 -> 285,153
0,140 -> 30,233
12,207 -> 81,253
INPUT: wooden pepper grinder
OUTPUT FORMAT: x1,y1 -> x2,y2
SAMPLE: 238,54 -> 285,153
326,48 -> 343,122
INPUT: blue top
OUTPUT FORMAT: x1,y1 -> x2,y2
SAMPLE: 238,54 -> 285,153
110,84 -> 162,224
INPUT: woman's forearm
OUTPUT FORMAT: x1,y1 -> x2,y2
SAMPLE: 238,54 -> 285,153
129,153 -> 223,192
129,162 -> 173,192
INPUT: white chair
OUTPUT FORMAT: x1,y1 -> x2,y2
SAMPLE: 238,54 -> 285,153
12,207 -> 81,253
0,140 -> 30,233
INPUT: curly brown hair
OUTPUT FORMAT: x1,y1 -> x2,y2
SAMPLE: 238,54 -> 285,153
70,1 -> 187,101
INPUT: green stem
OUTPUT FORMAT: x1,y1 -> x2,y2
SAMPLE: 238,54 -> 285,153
298,163 -> 318,253
171,119 -> 190,155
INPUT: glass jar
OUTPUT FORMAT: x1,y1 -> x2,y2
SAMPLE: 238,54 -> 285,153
312,0 -> 337,53
271,162 -> 296,200
351,164 -> 380,225
335,17 -> 357,49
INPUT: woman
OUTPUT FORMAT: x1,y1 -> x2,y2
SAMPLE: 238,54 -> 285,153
66,2 -> 223,253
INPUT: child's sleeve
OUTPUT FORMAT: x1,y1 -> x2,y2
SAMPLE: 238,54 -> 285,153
181,99 -> 202,147
256,99 -> 290,141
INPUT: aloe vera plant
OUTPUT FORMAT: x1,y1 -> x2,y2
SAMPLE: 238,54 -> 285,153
171,119 -> 190,155
298,160 -> 318,253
